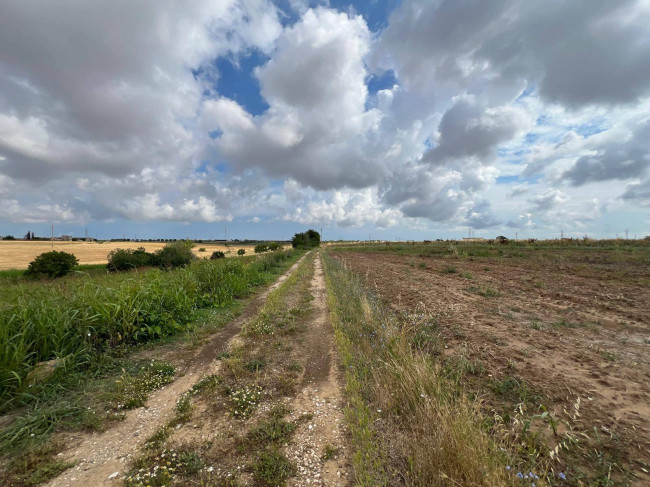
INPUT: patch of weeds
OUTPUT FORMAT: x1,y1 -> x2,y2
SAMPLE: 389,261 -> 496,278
248,417 -> 296,444
445,355 -> 483,381
451,325 -> 466,339
467,285 -> 501,297
217,351 -> 231,360
507,359 -> 518,370
110,361 -> 175,411
529,320 -> 541,330
175,374 -> 222,422
418,262 -> 428,269
252,448 -> 295,486
286,361 -> 303,373
602,350 -> 618,362
533,280 -> 545,288
175,393 -> 193,423
229,385 -> 263,417
440,265 -> 457,274
273,374 -> 297,396
144,425 -> 172,450
483,267 -> 491,271
461,271 -> 473,279
1,441 -> 75,486
245,358 -> 267,373
489,376 -> 530,403
125,447 -> 204,486
321,444 -> 340,461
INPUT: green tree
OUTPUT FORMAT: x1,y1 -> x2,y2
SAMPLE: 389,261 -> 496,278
26,251 -> 79,278
291,229 -> 321,249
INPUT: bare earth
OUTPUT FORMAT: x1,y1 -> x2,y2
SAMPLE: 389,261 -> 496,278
0,241 -> 265,270
332,250 -> 650,482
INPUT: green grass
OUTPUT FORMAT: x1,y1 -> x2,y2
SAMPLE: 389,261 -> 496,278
0,250 -> 301,408
252,448 -> 296,487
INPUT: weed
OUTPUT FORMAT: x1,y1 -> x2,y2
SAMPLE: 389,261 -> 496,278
602,350 -> 618,362
248,417 -> 296,444
110,361 -> 175,411
461,271 -> 473,279
467,285 -> 502,297
229,385 -> 263,417
322,444 -> 340,461
245,358 -> 267,372
489,376 -> 530,403
252,448 -> 295,486
440,265 -> 457,274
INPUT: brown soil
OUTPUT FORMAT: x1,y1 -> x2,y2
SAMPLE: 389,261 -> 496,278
45,255 -> 308,487
331,251 -> 650,482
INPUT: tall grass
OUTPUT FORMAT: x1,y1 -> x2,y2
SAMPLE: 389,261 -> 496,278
0,251 -> 299,408
322,253 -> 511,486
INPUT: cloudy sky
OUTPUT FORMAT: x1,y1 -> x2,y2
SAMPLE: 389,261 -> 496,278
1,0 -> 649,240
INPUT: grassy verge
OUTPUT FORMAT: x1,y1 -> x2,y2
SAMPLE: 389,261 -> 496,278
322,252 -> 513,486
123,252 -> 317,486
0,250 -> 301,408
0,251 -> 303,486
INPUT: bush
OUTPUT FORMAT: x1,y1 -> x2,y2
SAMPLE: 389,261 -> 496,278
210,251 -> 225,259
198,247 -> 206,252
267,242 -> 283,251
26,251 -> 78,278
107,247 -> 153,271
154,241 -> 195,269
2,235 -> 16,240
238,248 -> 246,256
255,244 -> 269,254
291,229 -> 320,249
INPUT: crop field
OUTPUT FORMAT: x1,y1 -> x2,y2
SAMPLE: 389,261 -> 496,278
326,240 -> 650,485
0,241 -> 273,270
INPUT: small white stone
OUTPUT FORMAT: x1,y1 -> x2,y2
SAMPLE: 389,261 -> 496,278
107,471 -> 120,480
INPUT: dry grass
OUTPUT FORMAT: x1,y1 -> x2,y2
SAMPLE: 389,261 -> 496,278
0,241 -> 270,270
322,253 -> 511,486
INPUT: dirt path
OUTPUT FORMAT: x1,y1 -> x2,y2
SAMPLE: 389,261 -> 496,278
46,255 -> 308,487
285,253 -> 350,487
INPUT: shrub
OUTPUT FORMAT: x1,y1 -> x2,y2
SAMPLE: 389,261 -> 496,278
26,251 -> 78,278
291,229 -> 320,249
255,244 -> 269,254
2,235 -> 16,241
107,247 -> 153,271
154,241 -> 195,269
210,251 -> 225,259
238,248 -> 246,256
198,247 -> 206,252
267,242 -> 283,251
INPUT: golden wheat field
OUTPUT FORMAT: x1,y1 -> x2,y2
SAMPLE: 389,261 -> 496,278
0,241 -> 264,270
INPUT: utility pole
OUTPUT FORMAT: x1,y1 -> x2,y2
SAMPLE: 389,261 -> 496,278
625,229 -> 629,240
51,224 -> 54,248
516,232 -> 518,241
224,227 -> 227,242
320,227 -> 323,242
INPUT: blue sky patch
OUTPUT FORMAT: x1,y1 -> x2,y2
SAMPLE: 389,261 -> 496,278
215,50 -> 270,116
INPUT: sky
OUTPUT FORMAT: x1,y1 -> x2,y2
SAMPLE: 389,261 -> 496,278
1,0 -> 649,241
